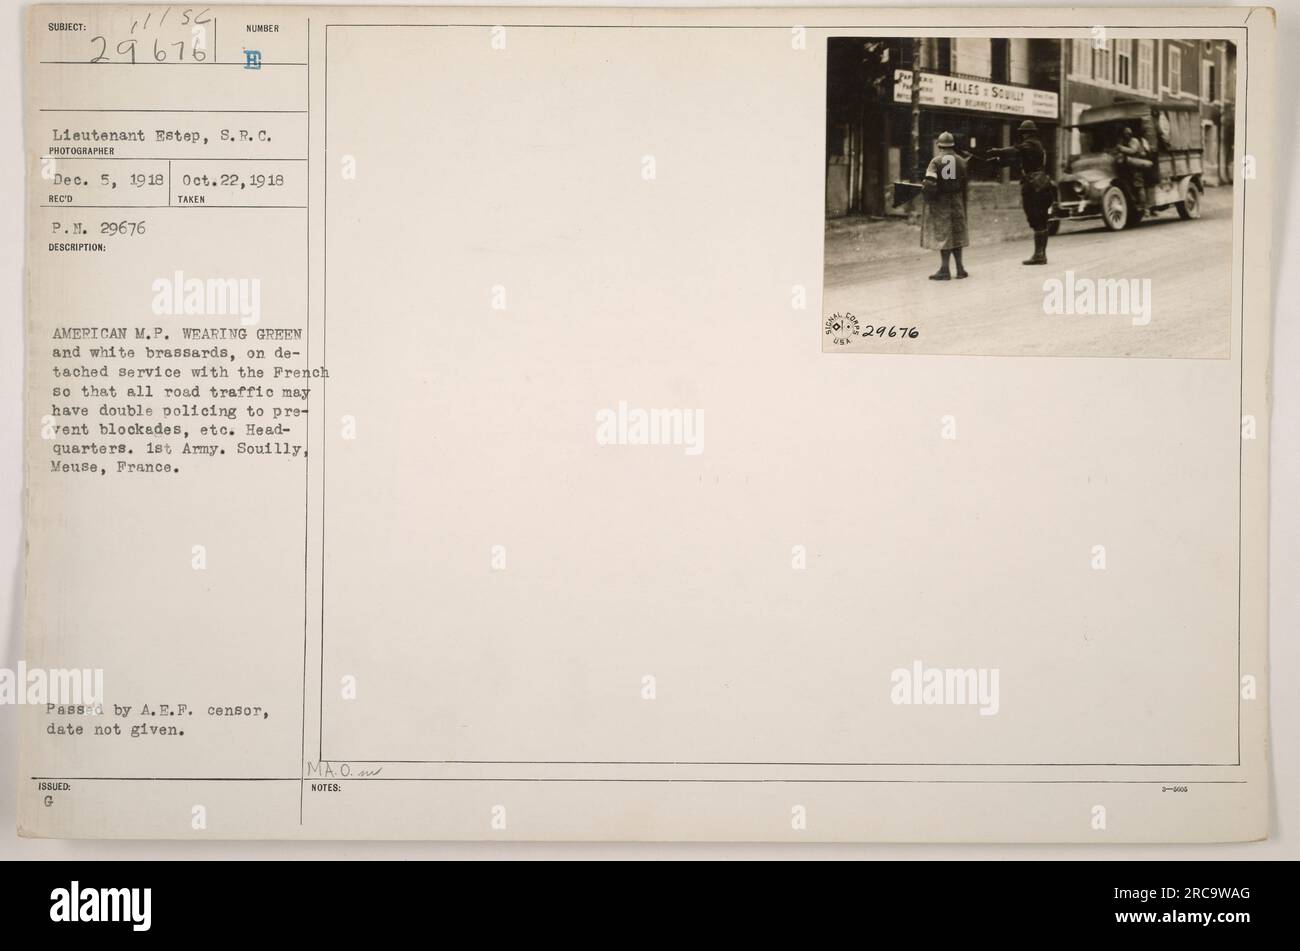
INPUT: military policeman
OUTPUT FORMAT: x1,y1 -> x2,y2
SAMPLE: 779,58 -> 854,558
920,131 -> 970,280
980,119 -> 1056,265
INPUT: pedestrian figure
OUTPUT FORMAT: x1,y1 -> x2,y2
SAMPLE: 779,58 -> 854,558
981,119 -> 1056,265
920,131 -> 970,280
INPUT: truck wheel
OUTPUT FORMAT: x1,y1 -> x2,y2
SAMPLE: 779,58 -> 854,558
1177,185 -> 1201,220
1101,186 -> 1129,231
1046,219 -> 1060,237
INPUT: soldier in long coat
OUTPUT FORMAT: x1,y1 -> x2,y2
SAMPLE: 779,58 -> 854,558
920,131 -> 970,280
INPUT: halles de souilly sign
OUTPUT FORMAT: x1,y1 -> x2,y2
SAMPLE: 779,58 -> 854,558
893,70 -> 1059,120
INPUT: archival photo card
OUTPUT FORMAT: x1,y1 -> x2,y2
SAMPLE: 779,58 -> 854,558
18,6 -> 1273,843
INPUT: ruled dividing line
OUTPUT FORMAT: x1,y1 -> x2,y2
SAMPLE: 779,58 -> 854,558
299,14 -> 313,826
40,204 -> 307,209
41,108 -> 308,114
39,61 -> 309,66
335,758 -> 1247,768
32,776 -> 1251,785
42,157 -> 308,162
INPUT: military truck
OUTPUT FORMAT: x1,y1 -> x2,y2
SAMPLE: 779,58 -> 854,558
1049,100 -> 1205,233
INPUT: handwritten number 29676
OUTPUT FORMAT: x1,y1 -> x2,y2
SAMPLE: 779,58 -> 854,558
88,8 -> 213,63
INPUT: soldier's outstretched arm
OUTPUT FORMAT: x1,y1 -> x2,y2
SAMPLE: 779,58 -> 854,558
982,145 -> 1018,166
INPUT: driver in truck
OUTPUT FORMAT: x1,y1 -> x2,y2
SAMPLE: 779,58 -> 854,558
1116,125 -> 1155,213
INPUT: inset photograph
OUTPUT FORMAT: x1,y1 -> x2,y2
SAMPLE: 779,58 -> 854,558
823,37 -> 1237,357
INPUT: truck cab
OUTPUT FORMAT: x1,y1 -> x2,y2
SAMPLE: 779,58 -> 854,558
1051,100 -> 1204,233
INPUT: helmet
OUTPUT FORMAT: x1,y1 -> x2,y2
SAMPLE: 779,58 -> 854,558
936,131 -> 956,148
1016,119 -> 1039,134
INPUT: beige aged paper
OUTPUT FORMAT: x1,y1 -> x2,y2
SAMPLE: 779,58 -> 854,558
20,5 -> 1273,840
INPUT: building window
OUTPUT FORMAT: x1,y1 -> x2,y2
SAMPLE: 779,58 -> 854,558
991,39 -> 1009,82
1169,45 -> 1182,95
1070,102 -> 1088,156
1115,39 -> 1132,86
954,38 -> 992,78
1092,40 -> 1113,83
1137,40 -> 1155,94
1009,38 -> 1030,85
1204,61 -> 1218,101
1071,38 -> 1092,78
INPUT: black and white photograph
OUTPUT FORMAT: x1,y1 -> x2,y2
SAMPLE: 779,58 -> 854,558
824,36 -> 1238,357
